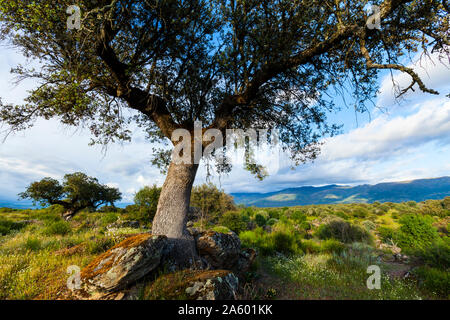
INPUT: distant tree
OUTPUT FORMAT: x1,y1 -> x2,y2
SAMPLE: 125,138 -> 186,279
19,172 -> 122,220
1,0 -> 447,264
133,185 -> 161,222
191,183 -> 236,223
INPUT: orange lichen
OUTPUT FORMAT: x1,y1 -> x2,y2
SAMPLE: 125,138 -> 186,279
81,233 -> 153,281
54,243 -> 86,256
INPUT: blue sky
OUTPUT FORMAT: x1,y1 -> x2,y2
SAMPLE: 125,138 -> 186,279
0,45 -> 449,204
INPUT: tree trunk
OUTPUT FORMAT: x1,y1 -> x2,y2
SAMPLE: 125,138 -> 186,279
62,208 -> 77,221
151,161 -> 200,268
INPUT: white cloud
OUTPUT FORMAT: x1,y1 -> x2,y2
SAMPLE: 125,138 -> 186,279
321,98 -> 450,161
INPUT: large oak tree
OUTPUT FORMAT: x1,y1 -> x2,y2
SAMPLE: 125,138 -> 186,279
0,0 -> 448,264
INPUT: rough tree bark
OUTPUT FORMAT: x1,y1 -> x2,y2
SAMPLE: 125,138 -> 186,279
151,161 -> 200,268
61,207 -> 82,221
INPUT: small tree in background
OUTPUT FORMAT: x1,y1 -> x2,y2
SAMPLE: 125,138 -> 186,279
191,183 -> 236,225
133,185 -> 161,222
19,172 -> 122,220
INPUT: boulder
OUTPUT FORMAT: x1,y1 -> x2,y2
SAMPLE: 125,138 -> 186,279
196,231 -> 241,269
144,270 -> 238,300
232,248 -> 257,276
81,233 -> 166,292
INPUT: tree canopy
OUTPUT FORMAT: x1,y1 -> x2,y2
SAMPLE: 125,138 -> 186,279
19,172 -> 122,219
0,0 -> 447,169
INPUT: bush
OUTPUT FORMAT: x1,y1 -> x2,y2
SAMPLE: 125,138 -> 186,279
315,218 -> 372,244
239,227 -> 301,256
352,207 -> 368,218
101,211 -> 119,225
254,213 -> 267,227
378,226 -> 395,243
291,210 -> 307,223
362,220 -> 376,231
300,240 -> 321,254
396,214 -> 439,251
321,239 -> 345,254
43,221 -> 71,236
211,225 -> 231,234
272,231 -> 298,255
411,238 -> 450,270
414,266 -> 450,298
0,218 -> 25,235
266,218 -> 278,226
240,228 -> 274,255
219,211 -> 247,234
24,238 -> 42,251
87,237 -> 116,254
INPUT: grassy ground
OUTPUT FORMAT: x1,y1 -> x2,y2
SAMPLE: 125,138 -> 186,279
0,199 -> 448,300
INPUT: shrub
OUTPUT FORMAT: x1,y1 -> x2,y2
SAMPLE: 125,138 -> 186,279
414,266 -> 450,298
378,226 -> 395,243
329,242 -> 379,271
87,237 -> 116,254
300,240 -> 321,254
411,238 -> 450,270
352,207 -> 368,218
101,211 -> 119,225
43,221 -> 71,236
254,213 -> 267,227
291,210 -> 306,223
24,238 -> 42,251
266,218 -> 278,226
321,239 -> 345,254
267,209 -> 281,219
240,228 -> 274,255
315,218 -> 372,244
396,214 -> 439,251
211,225 -> 231,234
191,183 -> 236,222
362,220 -> 376,231
219,211 -> 247,234
0,219 -> 25,235
272,231 -> 298,255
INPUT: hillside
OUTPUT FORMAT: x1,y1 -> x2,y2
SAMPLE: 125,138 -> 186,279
231,177 -> 450,207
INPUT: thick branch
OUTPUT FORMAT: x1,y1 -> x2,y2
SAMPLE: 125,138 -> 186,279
211,0 -> 416,130
96,22 -> 180,138
359,36 -> 439,96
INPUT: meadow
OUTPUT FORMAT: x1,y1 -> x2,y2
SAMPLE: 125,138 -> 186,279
0,192 -> 448,300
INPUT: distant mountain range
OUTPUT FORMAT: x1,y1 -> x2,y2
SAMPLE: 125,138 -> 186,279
231,177 -> 450,207
2,177 -> 450,210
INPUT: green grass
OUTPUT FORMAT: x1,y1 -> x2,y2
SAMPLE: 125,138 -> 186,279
262,253 -> 427,300
0,196 -> 448,300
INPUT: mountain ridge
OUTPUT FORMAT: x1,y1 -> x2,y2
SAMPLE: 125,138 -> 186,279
231,176 -> 450,207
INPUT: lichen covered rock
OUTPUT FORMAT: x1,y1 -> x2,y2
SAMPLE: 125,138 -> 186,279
232,248 -> 257,276
196,231 -> 241,269
145,270 -> 238,300
81,233 -> 166,292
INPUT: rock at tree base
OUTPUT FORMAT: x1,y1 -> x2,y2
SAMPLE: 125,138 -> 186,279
81,233 -> 166,292
233,248 -> 257,276
196,231 -> 241,269
144,270 -> 238,300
